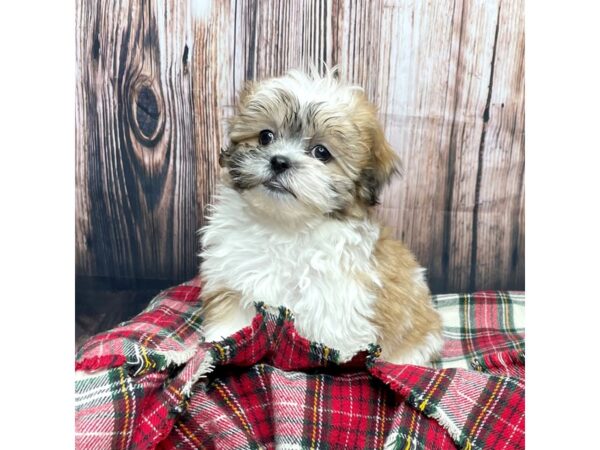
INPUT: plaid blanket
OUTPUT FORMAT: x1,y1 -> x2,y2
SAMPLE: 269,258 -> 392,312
75,278 -> 524,449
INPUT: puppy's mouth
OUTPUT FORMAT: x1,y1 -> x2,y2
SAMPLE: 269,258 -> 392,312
262,180 -> 297,198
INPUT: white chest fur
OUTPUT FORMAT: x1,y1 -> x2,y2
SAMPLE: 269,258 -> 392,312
200,186 -> 382,359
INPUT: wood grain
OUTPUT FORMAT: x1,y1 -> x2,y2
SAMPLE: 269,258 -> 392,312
473,0 -> 525,291
76,0 -> 525,293
76,0 -> 199,281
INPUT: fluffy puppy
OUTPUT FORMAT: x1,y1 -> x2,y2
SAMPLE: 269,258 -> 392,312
199,69 -> 443,365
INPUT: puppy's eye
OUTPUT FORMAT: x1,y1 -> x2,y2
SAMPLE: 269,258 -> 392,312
258,130 -> 275,145
310,145 -> 332,163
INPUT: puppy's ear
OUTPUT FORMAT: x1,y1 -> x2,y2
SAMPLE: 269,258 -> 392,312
237,81 -> 257,107
227,81 -> 257,145
357,124 -> 402,206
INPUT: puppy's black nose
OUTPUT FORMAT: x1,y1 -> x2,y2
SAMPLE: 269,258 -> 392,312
270,155 -> 291,174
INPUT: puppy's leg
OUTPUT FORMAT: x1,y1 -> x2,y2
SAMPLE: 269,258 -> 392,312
370,232 -> 444,366
201,288 -> 255,342
378,326 -> 444,366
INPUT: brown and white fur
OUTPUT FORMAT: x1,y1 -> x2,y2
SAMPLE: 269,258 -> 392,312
199,69 -> 443,365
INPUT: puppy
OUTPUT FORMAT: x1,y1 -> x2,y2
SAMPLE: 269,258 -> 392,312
199,69 -> 443,365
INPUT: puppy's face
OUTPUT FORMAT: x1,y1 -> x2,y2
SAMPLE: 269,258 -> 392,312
220,70 -> 400,222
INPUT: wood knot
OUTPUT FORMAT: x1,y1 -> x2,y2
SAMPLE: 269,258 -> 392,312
128,80 -> 165,147
182,44 -> 189,65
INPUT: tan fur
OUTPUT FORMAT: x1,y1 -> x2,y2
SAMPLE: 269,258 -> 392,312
366,229 -> 442,362
200,287 -> 242,331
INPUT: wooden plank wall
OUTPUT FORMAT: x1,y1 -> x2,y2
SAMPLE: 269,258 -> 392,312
76,0 -> 524,294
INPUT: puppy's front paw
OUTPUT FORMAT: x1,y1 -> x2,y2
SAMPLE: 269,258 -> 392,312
201,288 -> 254,342
203,326 -> 236,343
381,331 -> 444,367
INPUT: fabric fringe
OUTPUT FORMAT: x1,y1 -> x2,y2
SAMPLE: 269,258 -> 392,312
181,352 -> 215,397
429,408 -> 475,450
153,345 -> 199,368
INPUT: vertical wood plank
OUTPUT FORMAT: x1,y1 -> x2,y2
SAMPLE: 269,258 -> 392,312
190,1 -> 235,240
473,0 -> 525,290
231,0 -> 334,84
75,0 -> 198,281
442,0 -> 504,293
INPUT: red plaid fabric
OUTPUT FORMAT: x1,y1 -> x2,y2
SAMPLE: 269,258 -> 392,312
431,291 -> 525,371
75,280 -> 524,449
76,279 -> 204,375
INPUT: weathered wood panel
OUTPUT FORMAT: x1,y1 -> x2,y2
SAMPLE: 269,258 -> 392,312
76,0 -> 198,281
473,0 -> 525,291
76,0 -> 525,293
